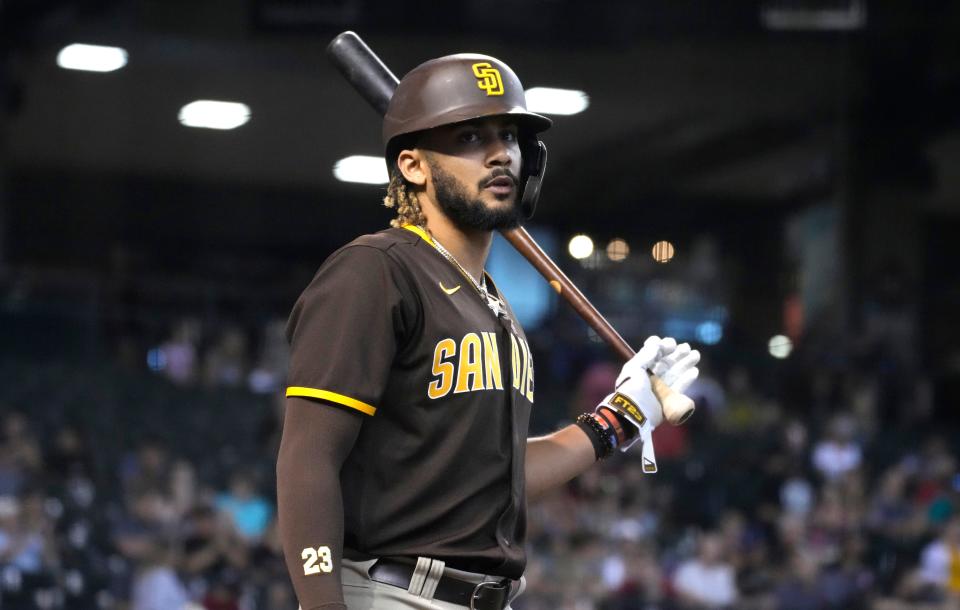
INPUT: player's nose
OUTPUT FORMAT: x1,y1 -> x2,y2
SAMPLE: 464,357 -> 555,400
485,138 -> 515,168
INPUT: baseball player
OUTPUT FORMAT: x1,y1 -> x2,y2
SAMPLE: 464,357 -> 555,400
276,53 -> 700,610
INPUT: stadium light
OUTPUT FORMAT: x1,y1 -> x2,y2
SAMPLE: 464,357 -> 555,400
524,87 -> 589,116
768,334 -> 793,359
178,100 -> 251,130
606,238 -> 630,262
333,155 -> 389,185
568,234 -> 594,260
57,43 -> 128,73
651,240 -> 676,263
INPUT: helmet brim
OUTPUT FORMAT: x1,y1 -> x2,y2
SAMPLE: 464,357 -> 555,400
387,105 -> 551,146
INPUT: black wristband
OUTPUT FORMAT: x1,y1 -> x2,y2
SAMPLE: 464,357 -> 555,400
576,413 -> 615,461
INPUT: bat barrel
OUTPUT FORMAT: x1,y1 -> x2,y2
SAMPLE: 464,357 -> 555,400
326,31 -> 400,116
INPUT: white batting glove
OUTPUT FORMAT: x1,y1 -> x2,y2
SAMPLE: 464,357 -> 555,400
649,341 -> 700,396
597,336 -> 700,473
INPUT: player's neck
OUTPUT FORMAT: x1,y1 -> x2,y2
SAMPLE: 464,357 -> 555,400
424,217 -> 491,283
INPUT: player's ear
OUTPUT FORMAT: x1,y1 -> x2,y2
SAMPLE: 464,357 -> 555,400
397,149 -> 428,187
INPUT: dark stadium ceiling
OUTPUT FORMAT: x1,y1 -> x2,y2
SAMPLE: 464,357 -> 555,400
3,0 -> 960,225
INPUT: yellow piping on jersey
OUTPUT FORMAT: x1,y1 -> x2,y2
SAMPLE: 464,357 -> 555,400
402,224 -> 435,246
286,387 -> 377,416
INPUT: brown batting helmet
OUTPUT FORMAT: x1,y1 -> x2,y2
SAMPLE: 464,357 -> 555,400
384,53 -> 552,218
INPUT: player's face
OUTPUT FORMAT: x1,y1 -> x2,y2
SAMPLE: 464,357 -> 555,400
419,117 -> 524,232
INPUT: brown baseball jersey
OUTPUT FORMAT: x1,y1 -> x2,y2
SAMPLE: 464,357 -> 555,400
285,224 -> 535,578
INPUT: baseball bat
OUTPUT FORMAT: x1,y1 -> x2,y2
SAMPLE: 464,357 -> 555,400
325,31 -> 695,426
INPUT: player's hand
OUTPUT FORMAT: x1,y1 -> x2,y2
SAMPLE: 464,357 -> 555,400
595,335 -> 671,451
649,340 -> 700,395
596,336 -> 699,473
616,335 -> 678,389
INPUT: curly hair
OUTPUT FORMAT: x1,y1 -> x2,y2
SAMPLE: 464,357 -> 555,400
382,169 -> 427,229
382,133 -> 428,228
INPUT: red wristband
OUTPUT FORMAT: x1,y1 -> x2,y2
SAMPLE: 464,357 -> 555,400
598,406 -> 638,442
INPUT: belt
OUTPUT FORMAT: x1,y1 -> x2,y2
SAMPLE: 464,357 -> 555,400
367,558 -> 512,610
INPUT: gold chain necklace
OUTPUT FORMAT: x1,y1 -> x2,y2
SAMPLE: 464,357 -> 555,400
431,237 -> 486,295
431,236 -> 505,318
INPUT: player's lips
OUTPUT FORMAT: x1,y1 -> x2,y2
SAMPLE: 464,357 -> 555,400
483,176 -> 515,195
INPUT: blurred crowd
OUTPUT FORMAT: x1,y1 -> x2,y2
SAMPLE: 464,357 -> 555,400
144,318 -> 289,396
0,316 -> 957,610
0,407 -> 293,610
519,364 -> 958,610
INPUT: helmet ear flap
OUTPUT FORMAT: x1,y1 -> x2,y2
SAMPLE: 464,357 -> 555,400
519,139 -> 548,220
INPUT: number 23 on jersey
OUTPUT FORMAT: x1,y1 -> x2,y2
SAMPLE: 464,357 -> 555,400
302,545 -> 333,575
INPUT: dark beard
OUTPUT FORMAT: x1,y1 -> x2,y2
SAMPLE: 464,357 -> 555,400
429,161 -> 524,232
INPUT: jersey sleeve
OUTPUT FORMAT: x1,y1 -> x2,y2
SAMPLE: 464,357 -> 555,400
285,245 -> 406,416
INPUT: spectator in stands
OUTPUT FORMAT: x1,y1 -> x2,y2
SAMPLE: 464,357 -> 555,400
734,528 -> 777,598
812,414 -> 862,482
203,326 -> 250,388
717,366 -> 761,433
780,467 -> 816,518
808,482 -> 863,564
120,437 -> 173,500
912,436 -> 958,527
44,423 -> 96,484
782,419 -> 811,468
601,544 -> 665,609
672,531 -> 738,608
247,317 -> 289,395
0,411 -> 43,496
773,551 -> 822,610
130,537 -> 194,610
0,492 -> 58,609
0,493 -> 56,577
170,460 -> 198,521
718,509 -> 769,593
215,472 -> 272,543
160,318 -> 202,386
866,466 -> 924,542
910,517 -> 960,602
817,536 -> 873,609
180,505 -> 248,601
112,489 -> 177,563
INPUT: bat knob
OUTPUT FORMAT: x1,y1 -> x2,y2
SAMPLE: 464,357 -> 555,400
662,393 -> 696,426
648,372 -> 696,426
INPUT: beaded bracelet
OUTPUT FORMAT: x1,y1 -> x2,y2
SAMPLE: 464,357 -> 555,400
575,412 -> 616,461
